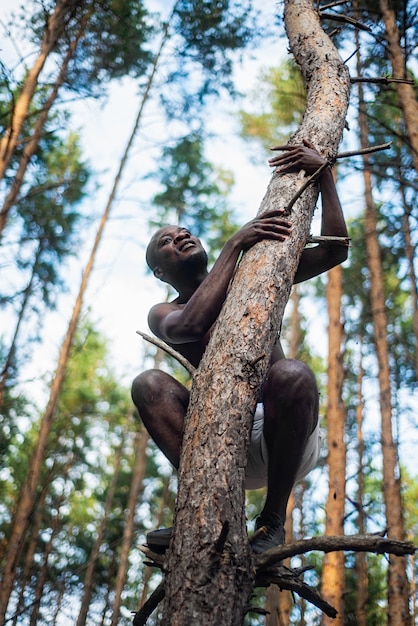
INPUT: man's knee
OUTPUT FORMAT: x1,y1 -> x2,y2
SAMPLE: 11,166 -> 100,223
131,369 -> 165,409
265,359 -> 318,400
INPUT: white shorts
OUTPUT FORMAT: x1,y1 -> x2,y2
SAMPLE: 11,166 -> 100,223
244,404 -> 322,490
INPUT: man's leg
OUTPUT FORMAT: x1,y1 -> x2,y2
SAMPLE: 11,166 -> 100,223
251,359 -> 319,554
131,369 -> 189,469
131,369 -> 189,551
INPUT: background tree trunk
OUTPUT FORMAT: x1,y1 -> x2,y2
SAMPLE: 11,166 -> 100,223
321,263 -> 347,624
356,43 -> 410,626
162,2 -> 350,624
0,0 -> 79,188
378,0 -> 418,173
355,343 -> 368,626
110,427 -> 148,626
76,436 -> 126,626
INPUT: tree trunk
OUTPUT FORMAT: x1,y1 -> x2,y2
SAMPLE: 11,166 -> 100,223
356,38 -> 411,626
76,436 -> 126,626
0,0 -> 80,190
162,2 -> 350,624
110,427 -> 148,626
28,504 -> 61,626
355,342 -> 368,626
321,263 -> 347,624
378,0 -> 418,174
0,10 -> 90,235
400,195 -> 418,379
10,482 -> 48,626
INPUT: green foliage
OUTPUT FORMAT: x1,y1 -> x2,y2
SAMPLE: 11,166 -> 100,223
238,61 -> 305,152
26,0 -> 153,95
149,131 -> 239,264
174,0 -> 259,89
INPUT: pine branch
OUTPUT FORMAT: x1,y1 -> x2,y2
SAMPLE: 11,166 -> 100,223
350,76 -> 416,86
132,581 -> 165,626
135,533 -> 416,624
255,565 -> 337,618
336,141 -> 392,159
254,533 -> 416,569
136,330 -> 195,376
307,235 -> 351,246
319,11 -> 371,32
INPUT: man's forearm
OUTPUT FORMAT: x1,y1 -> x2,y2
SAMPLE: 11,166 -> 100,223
319,167 -> 348,237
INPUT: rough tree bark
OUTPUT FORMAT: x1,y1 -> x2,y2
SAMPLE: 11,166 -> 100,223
161,2 -> 350,625
321,262 -> 347,625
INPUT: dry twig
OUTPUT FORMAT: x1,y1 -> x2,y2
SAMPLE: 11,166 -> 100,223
136,330 -> 195,376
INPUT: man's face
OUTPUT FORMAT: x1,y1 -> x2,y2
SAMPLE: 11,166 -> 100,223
147,226 -> 208,282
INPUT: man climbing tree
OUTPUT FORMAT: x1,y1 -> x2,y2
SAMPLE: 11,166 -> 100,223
132,2 -> 351,624
132,142 -> 348,599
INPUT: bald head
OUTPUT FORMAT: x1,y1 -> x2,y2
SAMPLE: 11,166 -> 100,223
146,226 -> 173,271
145,226 -> 208,288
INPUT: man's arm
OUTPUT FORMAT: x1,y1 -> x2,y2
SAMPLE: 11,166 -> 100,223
149,209 -> 292,344
269,140 -> 348,284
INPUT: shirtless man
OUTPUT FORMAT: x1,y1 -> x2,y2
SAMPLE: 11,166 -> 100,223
131,141 -> 348,555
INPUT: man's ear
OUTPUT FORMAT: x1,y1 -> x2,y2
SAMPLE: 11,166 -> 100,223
153,266 -> 164,280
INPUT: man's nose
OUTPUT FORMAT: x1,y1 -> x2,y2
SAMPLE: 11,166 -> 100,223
174,231 -> 189,244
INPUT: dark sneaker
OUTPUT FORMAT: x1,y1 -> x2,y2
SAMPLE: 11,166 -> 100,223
146,527 -> 173,553
250,512 -> 285,557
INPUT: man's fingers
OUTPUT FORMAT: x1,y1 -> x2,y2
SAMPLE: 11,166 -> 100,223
302,138 -> 316,149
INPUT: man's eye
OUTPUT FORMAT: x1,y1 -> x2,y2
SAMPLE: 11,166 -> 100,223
162,237 -> 172,245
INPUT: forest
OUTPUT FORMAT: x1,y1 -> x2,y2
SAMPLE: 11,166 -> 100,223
0,0 -> 417,624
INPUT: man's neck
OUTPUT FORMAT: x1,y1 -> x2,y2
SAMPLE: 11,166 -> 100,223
174,270 -> 208,304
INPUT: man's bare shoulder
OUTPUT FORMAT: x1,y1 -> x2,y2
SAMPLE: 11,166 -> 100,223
147,301 -> 183,339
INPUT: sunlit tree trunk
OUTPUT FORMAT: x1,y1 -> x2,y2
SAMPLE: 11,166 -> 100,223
321,262 -> 347,624
28,511 -> 58,626
137,473 -> 174,610
400,194 -> 418,378
0,0 -> 80,189
76,436 -> 126,626
378,0 -> 418,174
355,341 -> 368,626
110,427 -> 149,626
10,482 -> 48,626
162,2 -> 350,623
356,38 -> 410,626
0,11 -> 90,235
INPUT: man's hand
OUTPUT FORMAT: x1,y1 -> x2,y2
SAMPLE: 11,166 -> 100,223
268,139 -> 328,176
231,209 -> 292,251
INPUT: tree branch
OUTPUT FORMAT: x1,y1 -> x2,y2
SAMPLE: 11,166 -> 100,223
254,533 -> 416,569
135,533 -> 416,624
307,235 -> 351,246
350,76 -> 415,86
132,581 -> 165,626
255,566 -> 338,618
136,330 -> 195,376
319,11 -> 371,32
336,141 -> 392,159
